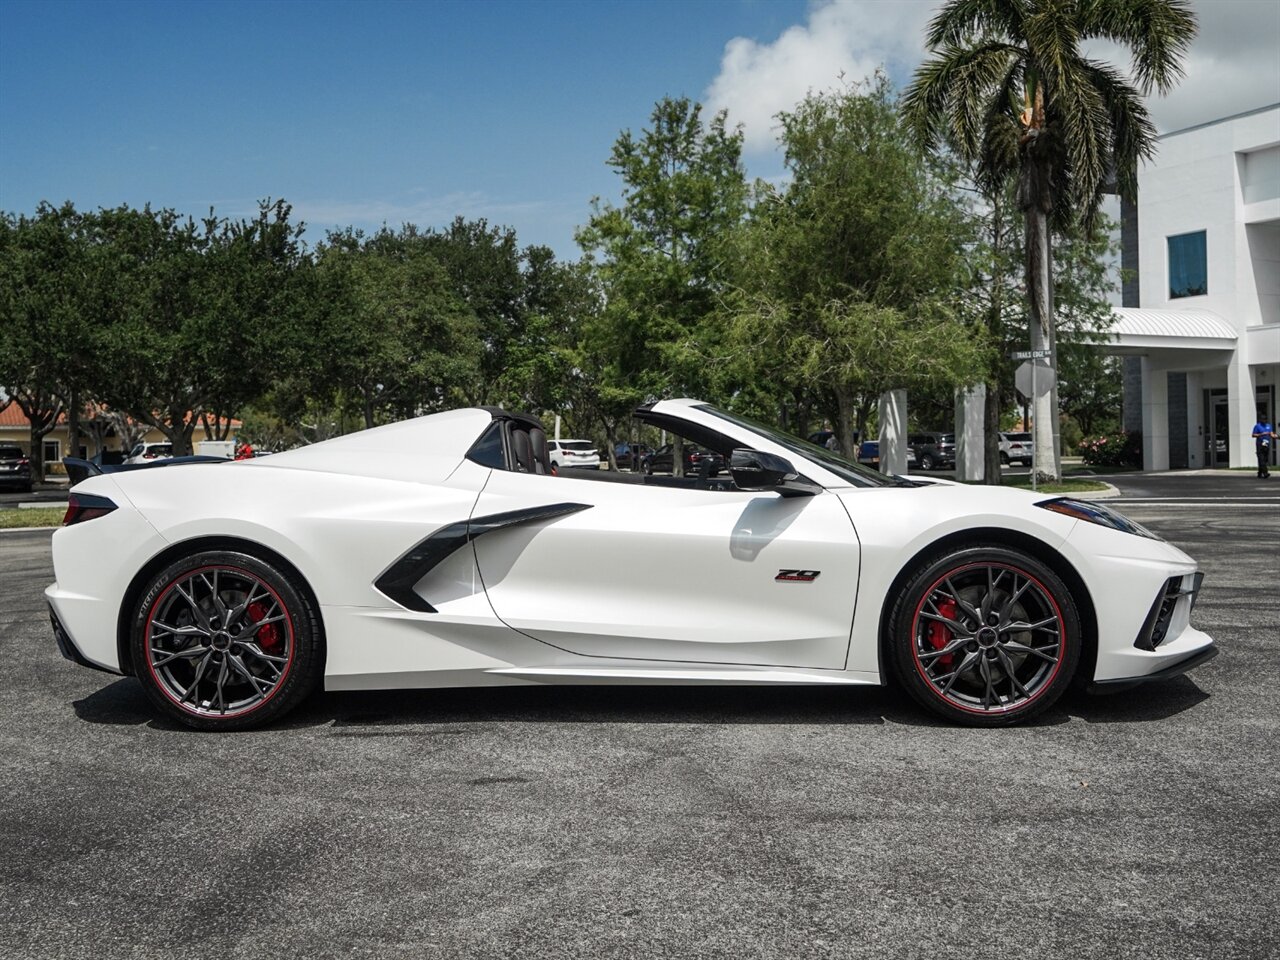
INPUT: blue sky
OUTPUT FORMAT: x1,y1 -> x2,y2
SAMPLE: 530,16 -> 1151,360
3,0 -> 1276,260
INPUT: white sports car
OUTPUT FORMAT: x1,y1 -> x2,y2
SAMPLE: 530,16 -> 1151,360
47,400 -> 1217,730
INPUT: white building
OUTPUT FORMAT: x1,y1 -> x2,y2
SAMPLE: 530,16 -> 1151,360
1107,103 -> 1279,471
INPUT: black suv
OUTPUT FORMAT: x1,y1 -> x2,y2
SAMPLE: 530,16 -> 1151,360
0,443 -> 33,492
908,432 -> 956,471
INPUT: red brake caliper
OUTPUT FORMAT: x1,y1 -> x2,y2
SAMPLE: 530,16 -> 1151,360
927,597 -> 958,671
247,601 -> 282,654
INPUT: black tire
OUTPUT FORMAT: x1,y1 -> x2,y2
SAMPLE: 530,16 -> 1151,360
887,544 -> 1080,726
130,549 -> 323,731
920,453 -> 936,471
999,453 -> 1010,465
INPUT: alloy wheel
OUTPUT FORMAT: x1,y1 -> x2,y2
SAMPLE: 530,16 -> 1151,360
144,565 -> 295,718
909,561 -> 1066,715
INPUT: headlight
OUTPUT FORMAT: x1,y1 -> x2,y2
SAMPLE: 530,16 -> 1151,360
1036,497 -> 1161,540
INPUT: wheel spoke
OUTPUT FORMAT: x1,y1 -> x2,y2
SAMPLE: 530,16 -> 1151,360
227,653 -> 271,695
174,580 -> 212,630
918,635 -> 970,662
151,622 -> 210,641
180,652 -> 214,704
995,647 -> 1032,700
938,650 -> 981,695
1003,617 -> 1060,634
238,640 -> 287,667
213,658 -> 230,713
919,609 -> 973,638
978,655 -> 999,709
941,577 -> 981,621
150,645 -> 208,668
1001,639 -> 1060,664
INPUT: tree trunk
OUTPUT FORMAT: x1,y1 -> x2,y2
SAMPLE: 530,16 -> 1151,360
67,389 -> 81,461
833,384 -> 858,458
14,389 -> 63,484
1024,199 -> 1061,482
984,377 -> 1003,485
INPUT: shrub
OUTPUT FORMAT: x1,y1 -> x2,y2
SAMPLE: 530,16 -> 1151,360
1077,430 -> 1142,468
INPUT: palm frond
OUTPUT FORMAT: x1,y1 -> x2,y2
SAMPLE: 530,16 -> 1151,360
1080,0 -> 1197,94
903,42 -> 1024,158
926,0 -> 1027,49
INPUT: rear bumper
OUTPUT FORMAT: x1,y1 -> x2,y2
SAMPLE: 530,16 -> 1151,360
1088,643 -> 1219,694
48,602 -> 119,675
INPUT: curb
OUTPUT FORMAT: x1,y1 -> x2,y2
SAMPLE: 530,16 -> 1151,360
0,526 -> 57,534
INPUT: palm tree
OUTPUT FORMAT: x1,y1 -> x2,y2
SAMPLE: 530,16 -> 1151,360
904,0 -> 1197,479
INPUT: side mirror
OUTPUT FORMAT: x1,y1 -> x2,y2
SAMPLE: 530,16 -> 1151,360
730,449 -> 819,497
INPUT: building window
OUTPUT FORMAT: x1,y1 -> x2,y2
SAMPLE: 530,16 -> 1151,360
1168,230 -> 1207,298
43,439 -> 61,464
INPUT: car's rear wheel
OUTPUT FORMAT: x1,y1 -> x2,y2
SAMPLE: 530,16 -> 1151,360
920,453 -> 936,471
130,550 -> 322,731
999,452 -> 1010,465
888,545 -> 1080,726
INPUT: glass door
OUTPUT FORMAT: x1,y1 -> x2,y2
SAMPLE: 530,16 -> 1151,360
1205,390 -> 1230,467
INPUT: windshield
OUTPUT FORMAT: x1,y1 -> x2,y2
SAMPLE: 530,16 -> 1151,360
560,441 -> 595,451
694,404 -> 897,488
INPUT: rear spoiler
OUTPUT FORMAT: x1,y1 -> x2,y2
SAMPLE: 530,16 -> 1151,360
63,456 -> 228,487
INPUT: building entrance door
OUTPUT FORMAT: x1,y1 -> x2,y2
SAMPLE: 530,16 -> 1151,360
1205,390 -> 1230,467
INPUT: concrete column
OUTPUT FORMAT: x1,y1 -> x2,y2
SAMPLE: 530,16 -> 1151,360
879,389 -> 908,475
1123,357 -> 1144,433
954,383 -> 986,482
1185,373 -> 1204,469
1227,348 -> 1256,469
1141,357 -> 1170,471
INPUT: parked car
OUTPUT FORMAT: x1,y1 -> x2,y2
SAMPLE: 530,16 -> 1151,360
613,442 -> 652,471
999,432 -> 1033,466
0,443 -> 33,492
908,432 -> 956,471
547,440 -> 600,471
48,398 -> 1218,730
855,441 -> 916,470
124,442 -> 174,465
643,443 -> 726,476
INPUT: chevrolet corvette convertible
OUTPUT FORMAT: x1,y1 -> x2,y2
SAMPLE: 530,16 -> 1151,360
46,400 -> 1217,730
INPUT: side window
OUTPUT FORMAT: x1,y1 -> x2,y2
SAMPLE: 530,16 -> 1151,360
466,422 -> 507,469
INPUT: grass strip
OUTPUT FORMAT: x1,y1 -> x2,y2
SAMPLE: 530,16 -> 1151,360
0,507 -> 65,529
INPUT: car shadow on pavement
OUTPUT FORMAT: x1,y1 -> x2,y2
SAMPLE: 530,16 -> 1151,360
70,674 -> 1210,730
1058,676 -> 1210,723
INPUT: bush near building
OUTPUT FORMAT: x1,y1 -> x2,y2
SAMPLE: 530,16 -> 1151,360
1078,431 -> 1143,468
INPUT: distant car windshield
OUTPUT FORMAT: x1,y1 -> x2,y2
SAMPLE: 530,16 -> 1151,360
560,441 -> 595,451
1005,433 -> 1031,442
0,445 -> 24,458
694,405 -> 896,488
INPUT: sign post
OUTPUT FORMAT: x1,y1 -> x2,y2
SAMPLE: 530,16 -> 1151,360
1011,349 -> 1053,491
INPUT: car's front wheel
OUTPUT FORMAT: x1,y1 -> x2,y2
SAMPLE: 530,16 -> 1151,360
887,545 -> 1080,726
130,550 -> 323,730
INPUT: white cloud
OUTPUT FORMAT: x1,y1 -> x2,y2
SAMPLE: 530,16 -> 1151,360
705,0 -> 936,153
707,0 -> 1279,154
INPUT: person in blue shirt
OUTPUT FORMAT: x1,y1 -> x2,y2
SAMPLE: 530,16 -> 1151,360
1253,411 -> 1277,479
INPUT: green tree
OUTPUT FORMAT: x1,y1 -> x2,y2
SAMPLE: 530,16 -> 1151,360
0,203 -> 90,478
81,201 -> 306,455
310,227 -> 481,429
904,0 -> 1197,479
577,96 -> 748,464
734,76 -> 987,454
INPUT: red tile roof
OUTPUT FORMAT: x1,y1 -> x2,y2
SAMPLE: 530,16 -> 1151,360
0,400 -> 241,430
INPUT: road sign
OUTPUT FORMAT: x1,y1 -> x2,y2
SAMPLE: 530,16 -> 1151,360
1015,359 -> 1055,399
1010,349 -> 1052,360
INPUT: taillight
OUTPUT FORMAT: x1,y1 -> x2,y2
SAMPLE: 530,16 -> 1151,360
63,493 -> 117,526
18,458 -> 29,467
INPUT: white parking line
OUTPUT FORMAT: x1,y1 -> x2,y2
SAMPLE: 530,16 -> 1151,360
1118,498 -> 1280,505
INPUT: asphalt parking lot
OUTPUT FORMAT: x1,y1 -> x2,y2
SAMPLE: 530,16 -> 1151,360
2,474 -> 1277,960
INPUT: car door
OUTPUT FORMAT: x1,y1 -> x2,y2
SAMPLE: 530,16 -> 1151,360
470,469 -> 861,669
